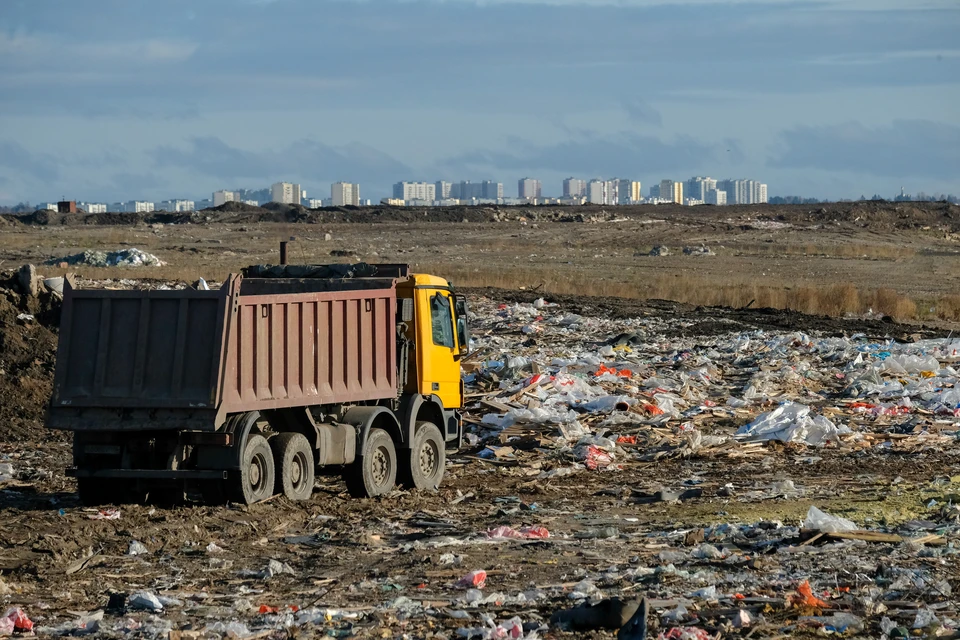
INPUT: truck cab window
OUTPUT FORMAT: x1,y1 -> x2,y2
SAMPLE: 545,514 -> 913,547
430,293 -> 455,348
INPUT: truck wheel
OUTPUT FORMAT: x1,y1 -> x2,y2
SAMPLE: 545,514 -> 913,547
398,421 -> 446,491
271,432 -> 315,501
231,433 -> 275,504
345,428 -> 397,498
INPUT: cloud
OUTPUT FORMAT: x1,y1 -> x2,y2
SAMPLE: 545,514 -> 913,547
153,136 -> 412,189
768,119 -> 960,180
0,32 -> 198,65
444,132 -> 727,177
622,99 -> 662,127
0,140 -> 60,181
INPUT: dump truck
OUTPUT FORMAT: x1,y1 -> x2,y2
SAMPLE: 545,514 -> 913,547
47,262 -> 468,505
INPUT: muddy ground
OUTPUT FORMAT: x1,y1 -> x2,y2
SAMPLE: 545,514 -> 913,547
0,269 -> 959,638
0,203 -> 959,639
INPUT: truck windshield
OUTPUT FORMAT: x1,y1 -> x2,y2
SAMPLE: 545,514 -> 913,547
430,293 -> 455,348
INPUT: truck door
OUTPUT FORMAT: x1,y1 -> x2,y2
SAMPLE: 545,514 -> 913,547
416,287 -> 462,409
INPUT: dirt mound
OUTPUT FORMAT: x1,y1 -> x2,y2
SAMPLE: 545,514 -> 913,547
4,201 -> 959,231
0,272 -> 61,443
202,201 -> 267,214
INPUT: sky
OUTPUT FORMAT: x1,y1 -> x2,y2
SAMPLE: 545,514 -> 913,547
0,0 -> 958,204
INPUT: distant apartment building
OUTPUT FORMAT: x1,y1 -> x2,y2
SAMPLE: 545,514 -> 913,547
685,177 -> 717,202
79,203 -> 107,214
160,199 -> 195,212
36,203 -> 57,211
705,189 -> 727,205
660,180 -> 683,205
212,190 -> 238,207
717,179 -> 768,205
587,179 -> 618,205
435,181 -> 453,199
270,182 -> 303,205
563,177 -> 587,198
393,181 -> 436,202
307,199 -> 326,209
331,182 -> 360,207
451,180 -> 502,201
518,178 -> 542,200
481,180 -> 503,200
617,179 -> 642,204
757,183 -> 768,204
127,201 -> 155,213
648,184 -> 661,199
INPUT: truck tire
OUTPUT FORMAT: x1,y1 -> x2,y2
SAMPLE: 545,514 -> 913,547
271,432 -> 315,501
230,433 -> 275,504
345,428 -> 397,498
398,421 -> 446,491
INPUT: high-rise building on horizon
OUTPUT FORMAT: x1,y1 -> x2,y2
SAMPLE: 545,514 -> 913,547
213,190 -> 238,207
481,180 -> 503,200
617,179 -> 642,204
331,182 -> 360,206
660,180 -> 683,204
393,181 -> 435,202
587,179 -> 619,205
563,177 -> 587,198
271,182 -> 302,204
160,199 -> 195,212
518,178 -> 542,200
717,179 -> 768,204
705,189 -> 727,205
685,177 -> 717,202
435,181 -> 453,199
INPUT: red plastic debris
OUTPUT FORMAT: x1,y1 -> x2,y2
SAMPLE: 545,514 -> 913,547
616,435 -> 637,445
658,627 -> 712,640
456,569 -> 487,589
487,525 -> 550,540
582,445 -> 613,470
790,580 -> 829,609
4,607 -> 34,633
258,605 -> 279,614
594,364 -> 633,378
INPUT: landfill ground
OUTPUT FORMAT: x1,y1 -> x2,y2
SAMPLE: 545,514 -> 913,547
1,202 -> 959,639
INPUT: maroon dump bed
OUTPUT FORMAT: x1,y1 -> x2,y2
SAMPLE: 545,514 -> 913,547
49,275 -> 399,427
221,286 -> 397,414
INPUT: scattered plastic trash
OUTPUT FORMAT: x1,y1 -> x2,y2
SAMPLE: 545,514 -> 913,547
0,463 -> 13,483
485,525 -> 549,540
736,402 -> 849,445
2,607 -> 33,633
456,570 -> 487,589
51,248 -> 166,267
803,506 -> 857,533
790,580 -> 828,609
88,509 -> 121,520
127,540 -> 149,556
658,627 -> 713,640
128,591 -> 163,612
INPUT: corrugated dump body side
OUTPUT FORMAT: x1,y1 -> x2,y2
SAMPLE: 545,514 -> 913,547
219,287 -> 397,414
51,280 -> 234,410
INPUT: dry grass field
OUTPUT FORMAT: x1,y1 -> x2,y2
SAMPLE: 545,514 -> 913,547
2,201 -> 959,322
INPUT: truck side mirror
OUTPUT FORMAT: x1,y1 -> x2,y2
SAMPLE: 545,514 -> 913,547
454,294 -> 470,356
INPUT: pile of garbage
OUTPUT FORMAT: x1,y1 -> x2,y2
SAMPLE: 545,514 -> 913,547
0,288 -> 957,639
461,295 -> 960,461
50,248 -> 166,267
